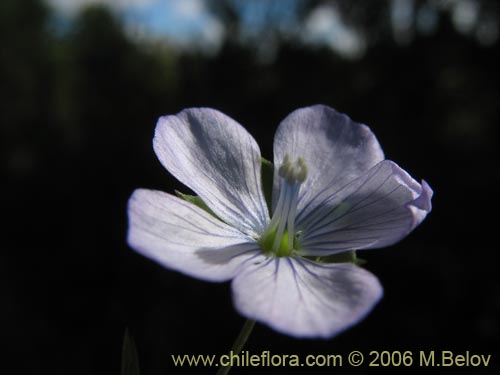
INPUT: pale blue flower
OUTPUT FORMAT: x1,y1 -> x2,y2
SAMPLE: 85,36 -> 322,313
127,105 -> 433,338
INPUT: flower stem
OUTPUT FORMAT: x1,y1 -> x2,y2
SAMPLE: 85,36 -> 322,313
216,319 -> 256,375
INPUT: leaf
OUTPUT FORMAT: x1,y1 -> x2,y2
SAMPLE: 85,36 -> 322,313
121,328 -> 140,375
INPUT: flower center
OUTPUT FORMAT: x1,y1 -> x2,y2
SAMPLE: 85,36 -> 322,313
259,155 -> 307,257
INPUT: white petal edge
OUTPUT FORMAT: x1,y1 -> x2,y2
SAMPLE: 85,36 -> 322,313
153,108 -> 269,237
127,189 -> 265,282
299,160 -> 433,256
273,105 -> 385,223
231,257 -> 383,338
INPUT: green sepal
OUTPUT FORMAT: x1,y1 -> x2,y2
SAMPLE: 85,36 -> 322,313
261,157 -> 274,212
121,328 -> 140,375
175,190 -> 217,217
314,250 -> 366,266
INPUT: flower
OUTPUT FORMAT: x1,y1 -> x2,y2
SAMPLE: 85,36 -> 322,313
127,105 -> 433,338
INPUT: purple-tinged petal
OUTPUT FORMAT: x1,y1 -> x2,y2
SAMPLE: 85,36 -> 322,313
408,180 -> 433,228
273,105 -> 384,223
231,257 -> 382,338
154,108 -> 269,237
127,189 -> 264,282
299,161 -> 433,256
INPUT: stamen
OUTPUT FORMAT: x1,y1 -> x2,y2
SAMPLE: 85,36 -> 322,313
272,186 -> 291,252
260,154 -> 308,257
287,184 -> 299,247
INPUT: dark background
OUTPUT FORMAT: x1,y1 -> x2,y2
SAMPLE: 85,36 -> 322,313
2,0 -> 499,374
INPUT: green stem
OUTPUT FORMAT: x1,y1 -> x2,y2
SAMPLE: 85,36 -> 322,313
216,319 -> 256,375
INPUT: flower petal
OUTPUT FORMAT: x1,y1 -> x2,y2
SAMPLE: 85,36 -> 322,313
154,108 -> 269,237
127,189 -> 264,282
232,257 -> 382,338
273,105 -> 384,221
299,160 -> 433,256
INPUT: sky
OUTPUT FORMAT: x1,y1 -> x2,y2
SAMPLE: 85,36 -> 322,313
304,4 -> 366,59
46,0 -> 225,50
45,0 -> 497,56
45,0 -> 365,57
